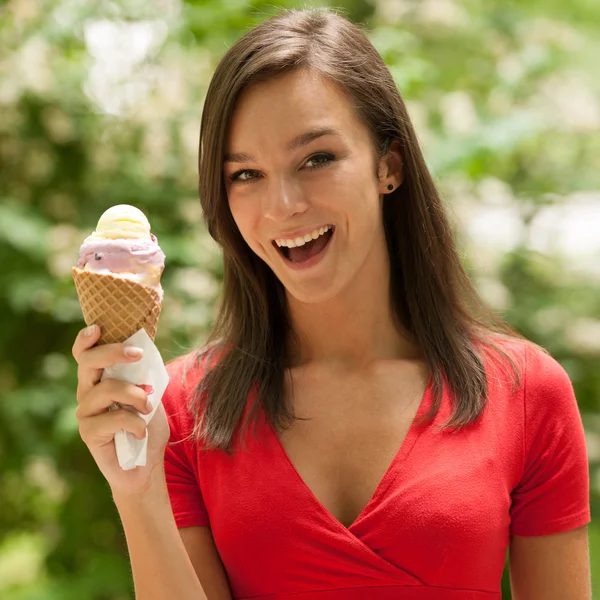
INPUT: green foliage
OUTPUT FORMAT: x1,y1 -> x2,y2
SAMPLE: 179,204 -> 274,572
0,0 -> 598,597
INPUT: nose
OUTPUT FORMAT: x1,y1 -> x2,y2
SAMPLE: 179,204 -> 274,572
263,176 -> 308,222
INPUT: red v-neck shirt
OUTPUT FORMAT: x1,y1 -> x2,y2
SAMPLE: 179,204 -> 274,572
163,340 -> 590,599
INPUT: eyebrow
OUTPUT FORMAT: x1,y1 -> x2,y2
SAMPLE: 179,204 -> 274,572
223,128 -> 342,164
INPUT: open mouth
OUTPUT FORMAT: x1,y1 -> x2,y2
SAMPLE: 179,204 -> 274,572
273,226 -> 335,264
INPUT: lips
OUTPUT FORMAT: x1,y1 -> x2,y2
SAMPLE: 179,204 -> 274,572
273,226 -> 334,263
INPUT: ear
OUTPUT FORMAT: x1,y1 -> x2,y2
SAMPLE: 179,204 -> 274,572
377,138 -> 403,194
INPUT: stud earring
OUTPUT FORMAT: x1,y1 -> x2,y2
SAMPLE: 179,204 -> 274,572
387,184 -> 394,191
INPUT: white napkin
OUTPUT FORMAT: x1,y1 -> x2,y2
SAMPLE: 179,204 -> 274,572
101,329 -> 170,471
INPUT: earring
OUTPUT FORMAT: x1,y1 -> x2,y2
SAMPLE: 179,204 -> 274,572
387,184 -> 394,191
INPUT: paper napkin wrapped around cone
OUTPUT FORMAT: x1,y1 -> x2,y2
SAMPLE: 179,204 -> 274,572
101,328 -> 169,470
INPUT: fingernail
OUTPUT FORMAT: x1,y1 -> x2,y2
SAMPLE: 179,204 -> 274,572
145,400 -> 153,414
84,325 -> 98,337
124,346 -> 143,358
136,384 -> 154,395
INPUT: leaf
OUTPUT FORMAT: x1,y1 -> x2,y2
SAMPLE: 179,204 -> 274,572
0,202 -> 49,261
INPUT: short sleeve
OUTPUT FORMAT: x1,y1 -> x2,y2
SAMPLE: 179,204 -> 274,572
163,357 -> 210,528
510,345 -> 590,536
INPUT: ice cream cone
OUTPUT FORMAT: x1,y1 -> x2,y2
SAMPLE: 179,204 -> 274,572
72,267 -> 163,345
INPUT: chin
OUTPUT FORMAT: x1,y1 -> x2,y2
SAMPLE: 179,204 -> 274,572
281,276 -> 346,306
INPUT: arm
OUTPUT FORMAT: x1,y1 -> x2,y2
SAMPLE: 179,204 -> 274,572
180,527 -> 232,599
509,525 -> 591,600
114,469 -> 232,600
71,328 -> 231,599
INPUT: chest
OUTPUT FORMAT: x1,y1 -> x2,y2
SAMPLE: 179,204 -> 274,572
276,362 -> 430,528
203,366 -> 516,598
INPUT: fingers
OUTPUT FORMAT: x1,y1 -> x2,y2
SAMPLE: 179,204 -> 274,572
72,324 -> 102,362
76,378 -> 153,420
73,325 -> 104,399
73,325 -> 153,454
79,407 -> 149,447
73,325 -> 145,402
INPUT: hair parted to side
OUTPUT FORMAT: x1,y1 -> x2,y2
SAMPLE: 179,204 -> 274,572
191,7 -> 534,451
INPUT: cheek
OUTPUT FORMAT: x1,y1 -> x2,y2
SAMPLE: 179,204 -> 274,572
228,197 -> 265,255
329,156 -> 378,199
326,174 -> 379,225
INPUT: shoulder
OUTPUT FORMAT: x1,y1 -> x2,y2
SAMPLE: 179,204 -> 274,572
165,353 -> 203,392
485,336 -> 575,408
523,342 -> 574,394
162,345 -> 224,438
164,344 -> 225,399
474,336 -> 579,428
163,353 -> 202,407
478,335 -> 531,392
502,339 -> 577,418
514,341 -> 582,452
507,341 -> 589,536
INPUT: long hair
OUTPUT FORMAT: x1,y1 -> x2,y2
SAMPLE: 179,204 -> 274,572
191,7 -> 530,451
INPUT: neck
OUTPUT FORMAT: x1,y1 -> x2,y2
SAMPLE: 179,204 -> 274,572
284,232 -> 422,370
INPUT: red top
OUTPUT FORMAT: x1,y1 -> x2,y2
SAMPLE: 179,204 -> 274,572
163,340 -> 590,599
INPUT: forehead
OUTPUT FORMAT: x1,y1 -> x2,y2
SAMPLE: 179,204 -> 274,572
225,69 -> 362,149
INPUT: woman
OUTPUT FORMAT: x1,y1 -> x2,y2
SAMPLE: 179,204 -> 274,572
72,8 -> 591,600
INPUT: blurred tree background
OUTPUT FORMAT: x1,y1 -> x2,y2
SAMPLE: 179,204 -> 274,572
1,0 -> 599,597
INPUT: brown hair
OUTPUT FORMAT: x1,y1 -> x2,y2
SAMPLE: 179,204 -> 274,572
191,7 -> 531,451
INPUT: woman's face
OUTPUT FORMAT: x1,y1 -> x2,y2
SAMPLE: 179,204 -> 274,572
224,68 -> 400,305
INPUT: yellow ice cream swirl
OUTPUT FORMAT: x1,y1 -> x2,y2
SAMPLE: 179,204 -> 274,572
87,205 -> 152,241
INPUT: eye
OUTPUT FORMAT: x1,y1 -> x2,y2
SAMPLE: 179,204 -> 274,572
228,168 -> 260,183
229,169 -> 260,183
227,152 -> 336,184
304,152 -> 335,169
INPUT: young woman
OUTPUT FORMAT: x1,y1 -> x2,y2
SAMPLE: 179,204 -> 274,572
72,8 -> 591,600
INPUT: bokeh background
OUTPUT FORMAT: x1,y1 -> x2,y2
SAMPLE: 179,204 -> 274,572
1,0 -> 599,597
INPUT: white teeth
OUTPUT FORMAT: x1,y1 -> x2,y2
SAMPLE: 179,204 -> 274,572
275,225 -> 331,248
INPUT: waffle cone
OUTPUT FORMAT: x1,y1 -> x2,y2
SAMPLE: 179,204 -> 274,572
72,267 -> 163,345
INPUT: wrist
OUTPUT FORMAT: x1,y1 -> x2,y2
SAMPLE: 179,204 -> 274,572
111,467 -> 168,510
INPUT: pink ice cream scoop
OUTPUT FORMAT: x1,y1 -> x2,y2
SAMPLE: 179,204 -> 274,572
77,205 -> 165,291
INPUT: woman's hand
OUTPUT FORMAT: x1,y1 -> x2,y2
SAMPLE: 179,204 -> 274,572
72,324 -> 170,497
